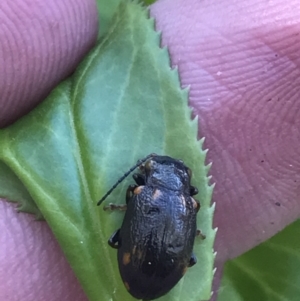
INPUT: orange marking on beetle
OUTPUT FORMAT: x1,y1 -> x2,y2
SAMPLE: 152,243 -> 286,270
124,281 -> 130,291
122,252 -> 131,265
152,189 -> 162,200
192,198 -> 200,210
144,160 -> 153,172
134,186 -> 144,195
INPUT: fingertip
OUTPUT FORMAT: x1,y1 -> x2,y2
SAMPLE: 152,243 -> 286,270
0,0 -> 98,127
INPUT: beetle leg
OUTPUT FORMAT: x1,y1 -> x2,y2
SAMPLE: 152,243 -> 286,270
191,198 -> 201,212
196,229 -> 206,240
104,203 -> 127,211
108,229 -> 121,249
133,173 -> 145,185
188,253 -> 197,267
190,186 -> 198,196
126,184 -> 138,203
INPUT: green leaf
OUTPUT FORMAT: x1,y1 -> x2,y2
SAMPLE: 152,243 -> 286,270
0,2 -> 215,301
142,0 -> 157,4
96,0 -> 123,38
0,161 -> 42,219
218,219 -> 300,301
96,0 -> 157,39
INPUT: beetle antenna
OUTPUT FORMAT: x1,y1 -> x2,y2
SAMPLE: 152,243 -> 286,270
97,153 -> 156,206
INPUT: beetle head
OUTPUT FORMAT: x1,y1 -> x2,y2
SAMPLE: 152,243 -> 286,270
143,156 -> 191,192
97,153 -> 157,206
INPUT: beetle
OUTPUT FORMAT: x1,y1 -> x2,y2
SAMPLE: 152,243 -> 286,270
97,154 -> 202,300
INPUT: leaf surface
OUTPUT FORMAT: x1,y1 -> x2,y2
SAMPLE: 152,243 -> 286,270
0,161 -> 42,218
96,0 -> 123,38
218,219 -> 300,301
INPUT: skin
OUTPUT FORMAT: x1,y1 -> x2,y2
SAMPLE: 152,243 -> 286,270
0,0 -> 299,300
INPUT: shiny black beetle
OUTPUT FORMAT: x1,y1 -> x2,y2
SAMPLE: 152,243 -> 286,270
97,154 -> 201,300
